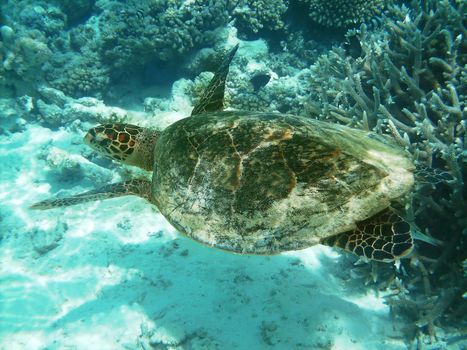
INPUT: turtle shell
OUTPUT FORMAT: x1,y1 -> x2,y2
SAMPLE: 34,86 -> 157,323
152,111 -> 414,254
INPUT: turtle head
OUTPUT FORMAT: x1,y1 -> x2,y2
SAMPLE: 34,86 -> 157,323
84,123 -> 158,171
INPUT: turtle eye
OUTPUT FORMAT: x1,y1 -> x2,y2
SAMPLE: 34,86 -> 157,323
100,125 -> 119,141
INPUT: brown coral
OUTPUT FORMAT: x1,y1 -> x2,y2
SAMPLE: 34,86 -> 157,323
302,0 -> 387,28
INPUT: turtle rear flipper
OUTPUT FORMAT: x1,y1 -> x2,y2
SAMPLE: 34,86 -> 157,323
321,208 -> 414,262
30,179 -> 152,210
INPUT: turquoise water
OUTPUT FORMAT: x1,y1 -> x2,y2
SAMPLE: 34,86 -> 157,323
1,1 -> 465,349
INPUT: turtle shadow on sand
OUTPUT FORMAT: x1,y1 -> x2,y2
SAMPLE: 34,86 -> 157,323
43,217 -> 405,349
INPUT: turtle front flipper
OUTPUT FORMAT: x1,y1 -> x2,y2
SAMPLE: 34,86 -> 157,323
30,179 -> 152,210
321,208 -> 414,262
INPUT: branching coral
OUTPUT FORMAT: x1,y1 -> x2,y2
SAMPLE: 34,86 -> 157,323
300,0 -> 388,28
307,0 -> 466,342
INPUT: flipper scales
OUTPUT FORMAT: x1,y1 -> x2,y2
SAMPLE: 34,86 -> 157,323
30,179 -> 152,210
321,208 -> 414,262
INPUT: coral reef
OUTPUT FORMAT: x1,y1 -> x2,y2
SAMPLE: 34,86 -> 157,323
1,0 -> 326,102
232,0 -> 288,37
307,0 -> 466,343
49,58 -> 110,98
300,0 -> 388,28
16,2 -> 66,35
1,0 -> 235,99
97,0 -> 232,77
0,24 -> 52,95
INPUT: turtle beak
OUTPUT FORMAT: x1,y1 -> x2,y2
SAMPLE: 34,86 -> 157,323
83,127 -> 108,152
83,132 -> 94,146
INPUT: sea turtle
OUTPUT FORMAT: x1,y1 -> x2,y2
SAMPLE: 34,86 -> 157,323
31,44 -> 415,262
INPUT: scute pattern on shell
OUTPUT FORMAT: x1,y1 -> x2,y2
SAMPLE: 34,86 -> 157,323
152,111 -> 414,254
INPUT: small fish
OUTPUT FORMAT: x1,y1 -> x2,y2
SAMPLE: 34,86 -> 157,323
344,34 -> 362,59
136,9 -> 145,19
119,9 -> 145,20
250,73 -> 271,92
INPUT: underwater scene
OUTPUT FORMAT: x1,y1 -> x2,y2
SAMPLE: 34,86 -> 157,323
0,0 -> 465,349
